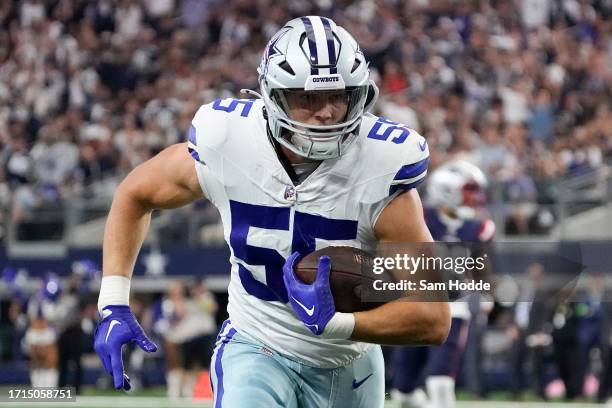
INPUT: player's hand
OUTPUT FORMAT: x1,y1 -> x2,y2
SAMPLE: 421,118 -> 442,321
283,252 -> 336,335
93,305 -> 158,390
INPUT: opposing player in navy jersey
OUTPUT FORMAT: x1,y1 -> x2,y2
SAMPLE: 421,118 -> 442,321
424,161 -> 495,243
93,16 -> 450,408
391,160 -> 495,408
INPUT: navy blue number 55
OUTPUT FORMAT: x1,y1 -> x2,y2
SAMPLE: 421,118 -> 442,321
229,201 -> 357,302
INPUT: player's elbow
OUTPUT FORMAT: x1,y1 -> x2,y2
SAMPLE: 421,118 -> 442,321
405,301 -> 451,346
113,160 -> 166,213
426,303 -> 451,345
114,178 -> 150,212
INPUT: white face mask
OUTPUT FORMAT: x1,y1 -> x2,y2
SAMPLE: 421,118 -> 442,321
263,83 -> 368,160
288,130 -> 348,159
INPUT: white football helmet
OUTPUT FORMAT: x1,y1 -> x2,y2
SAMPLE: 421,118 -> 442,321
427,160 -> 488,219
257,16 -> 378,160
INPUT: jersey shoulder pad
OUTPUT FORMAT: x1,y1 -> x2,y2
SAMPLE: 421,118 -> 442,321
187,98 -> 259,165
356,114 -> 429,199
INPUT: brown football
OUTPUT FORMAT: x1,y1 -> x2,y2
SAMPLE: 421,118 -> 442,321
294,246 -> 384,313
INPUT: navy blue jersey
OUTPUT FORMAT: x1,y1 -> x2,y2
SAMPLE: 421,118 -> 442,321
424,207 -> 495,243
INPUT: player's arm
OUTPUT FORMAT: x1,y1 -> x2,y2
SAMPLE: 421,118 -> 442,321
351,190 -> 451,345
95,143 -> 203,390
103,143 -> 204,281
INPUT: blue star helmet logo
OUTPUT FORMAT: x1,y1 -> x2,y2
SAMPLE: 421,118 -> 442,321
261,27 -> 291,75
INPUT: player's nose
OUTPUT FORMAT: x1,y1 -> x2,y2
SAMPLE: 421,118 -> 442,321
313,102 -> 335,124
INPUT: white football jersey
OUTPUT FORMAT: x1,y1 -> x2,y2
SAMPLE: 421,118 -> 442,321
188,98 -> 429,368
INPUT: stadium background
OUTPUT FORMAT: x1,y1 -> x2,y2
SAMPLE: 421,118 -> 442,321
0,0 -> 610,406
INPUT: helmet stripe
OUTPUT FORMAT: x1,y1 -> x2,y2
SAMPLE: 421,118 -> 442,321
301,17 -> 319,75
309,16 -> 330,75
320,17 -> 337,74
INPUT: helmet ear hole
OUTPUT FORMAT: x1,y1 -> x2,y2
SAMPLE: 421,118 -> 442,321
351,59 -> 361,73
363,81 -> 379,112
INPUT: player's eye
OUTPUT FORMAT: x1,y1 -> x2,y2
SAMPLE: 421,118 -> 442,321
328,92 -> 346,103
289,93 -> 312,107
299,94 -> 312,103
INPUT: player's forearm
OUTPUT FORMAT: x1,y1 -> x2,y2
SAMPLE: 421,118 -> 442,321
103,183 -> 153,279
351,301 -> 450,345
99,145 -> 204,312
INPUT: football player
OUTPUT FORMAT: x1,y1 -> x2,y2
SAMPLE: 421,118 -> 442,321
94,16 -> 450,407
391,160 -> 495,408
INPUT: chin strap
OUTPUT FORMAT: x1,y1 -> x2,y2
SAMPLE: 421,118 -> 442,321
265,120 -> 300,183
240,88 -> 304,183
252,89 -> 301,183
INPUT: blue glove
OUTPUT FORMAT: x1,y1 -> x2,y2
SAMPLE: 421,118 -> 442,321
283,252 -> 336,335
93,305 -> 158,390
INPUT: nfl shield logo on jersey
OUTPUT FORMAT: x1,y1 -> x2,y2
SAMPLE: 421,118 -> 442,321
284,185 -> 296,201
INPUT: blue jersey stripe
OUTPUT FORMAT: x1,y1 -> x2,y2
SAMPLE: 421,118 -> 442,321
389,177 -> 426,195
393,157 -> 429,181
301,17 -> 318,75
187,125 -> 197,145
320,17 -> 337,74
214,327 -> 237,408
188,146 -> 201,162
187,125 -> 202,162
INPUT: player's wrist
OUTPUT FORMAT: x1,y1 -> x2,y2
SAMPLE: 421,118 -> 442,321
321,312 -> 355,340
98,275 -> 131,314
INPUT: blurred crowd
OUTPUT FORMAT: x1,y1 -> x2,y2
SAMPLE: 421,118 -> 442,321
0,0 -> 611,240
